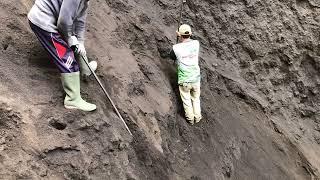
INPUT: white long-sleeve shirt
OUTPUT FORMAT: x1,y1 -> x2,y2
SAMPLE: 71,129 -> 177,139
28,0 -> 89,45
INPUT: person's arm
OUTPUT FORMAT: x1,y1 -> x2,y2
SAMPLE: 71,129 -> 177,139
169,49 -> 177,61
57,0 -> 82,46
74,1 -> 89,44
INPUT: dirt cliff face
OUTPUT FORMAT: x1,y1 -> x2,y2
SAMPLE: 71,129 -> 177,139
0,0 -> 319,179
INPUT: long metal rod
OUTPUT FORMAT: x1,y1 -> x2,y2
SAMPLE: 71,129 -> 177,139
81,54 -> 133,136
176,0 -> 187,43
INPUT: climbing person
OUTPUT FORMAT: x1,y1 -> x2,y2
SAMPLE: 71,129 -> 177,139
28,0 -> 97,111
170,24 -> 202,125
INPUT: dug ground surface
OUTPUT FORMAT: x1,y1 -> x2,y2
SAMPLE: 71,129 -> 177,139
0,0 -> 319,179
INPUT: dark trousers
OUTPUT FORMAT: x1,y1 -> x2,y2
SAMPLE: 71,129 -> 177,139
29,21 -> 79,73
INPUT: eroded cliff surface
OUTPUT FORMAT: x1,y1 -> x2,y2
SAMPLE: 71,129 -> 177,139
0,0 -> 319,179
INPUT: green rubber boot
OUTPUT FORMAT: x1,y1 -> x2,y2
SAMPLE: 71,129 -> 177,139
61,72 -> 97,111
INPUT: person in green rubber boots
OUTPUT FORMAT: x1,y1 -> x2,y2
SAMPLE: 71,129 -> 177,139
170,24 -> 202,125
28,0 -> 97,111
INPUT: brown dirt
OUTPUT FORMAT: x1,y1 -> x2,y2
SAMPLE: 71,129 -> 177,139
0,0 -> 319,179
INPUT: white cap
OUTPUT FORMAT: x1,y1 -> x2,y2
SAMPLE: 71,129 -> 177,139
178,24 -> 192,35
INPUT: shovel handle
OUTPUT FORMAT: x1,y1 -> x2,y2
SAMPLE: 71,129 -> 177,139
81,54 -> 133,136
176,0 -> 187,43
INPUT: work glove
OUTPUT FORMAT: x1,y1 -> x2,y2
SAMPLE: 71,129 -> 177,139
76,43 -> 86,56
68,36 -> 98,77
69,36 -> 86,56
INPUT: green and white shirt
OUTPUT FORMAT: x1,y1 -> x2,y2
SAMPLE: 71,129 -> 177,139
172,39 -> 200,84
